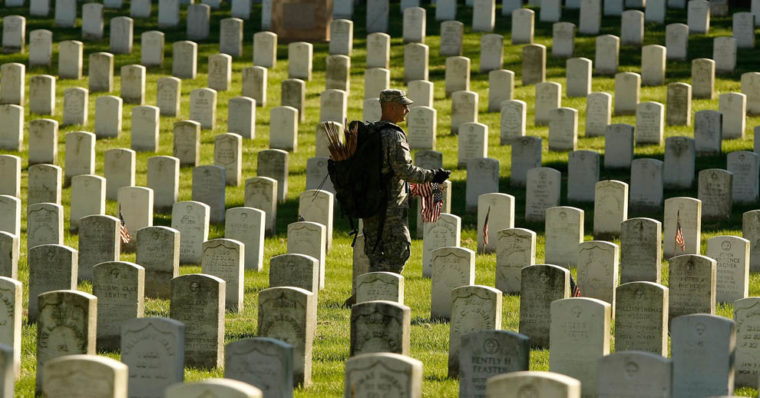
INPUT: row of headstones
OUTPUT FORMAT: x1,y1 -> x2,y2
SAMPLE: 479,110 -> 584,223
3,12 -> 284,58
18,31 -> 280,80
32,349 -> 429,398
23,327 -> 750,398
421,141 -> 751,222
358,0 -> 726,35
4,163 -> 754,313
0,143 -> 753,269
8,0 -> 740,73
355,1 -> 754,63
0,54 -> 351,147
431,88 -> 745,163
0,143 -> 330,226
1,63 -> 757,179
9,16 -> 751,123
517,266 -> 749,396
420,210 -> 749,312
512,40 -> 738,88
18,256 -> 432,395
505,134 -> 757,204
373,27 -> 744,86
11,0 -> 257,30
434,193 -> 756,294
0,170 -> 752,388
351,0 -> 740,20
5,177 -> 748,392
0,180 -> 333,268
3,245 -> 755,396
6,26 -> 755,161
27,280 -> 317,394
350,255 -> 756,397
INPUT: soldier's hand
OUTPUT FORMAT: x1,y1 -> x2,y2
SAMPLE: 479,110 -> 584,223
432,168 -> 452,184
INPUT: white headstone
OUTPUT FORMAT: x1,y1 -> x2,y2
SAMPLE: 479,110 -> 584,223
367,0 -> 389,33
109,17 -> 133,54
189,88 -> 217,130
219,18 -> 243,57
29,30 -> 53,67
693,58 -> 716,99
635,101 -> 665,146
548,107 -> 578,151
595,35 -> 619,75
666,23 -> 689,60
733,12 -> 755,48
88,52 -> 113,92
630,158 -> 664,212
141,31 -> 164,67
688,0 -> 711,34
714,37 -> 737,74
593,180 -> 628,239
641,45 -> 666,86
64,131 -> 95,181
366,33 -> 390,69
29,75 -> 55,116
0,63 -> 24,105
500,99 -> 526,144
579,0 -> 601,34
525,167 -> 561,223
534,82 -> 561,126
512,9 -> 534,44
81,3 -> 103,40
131,106 -> 160,152
552,22 -> 575,58
253,31 -> 277,68
58,40 -> 83,79
186,4 -> 210,41
614,72 -> 641,115
173,41 -> 197,79
158,0 -> 180,27
480,34 -> 504,73
288,42 -> 313,80
208,53 -> 231,92
440,20 -> 464,56
404,43 -> 429,83
585,92 -> 611,137
522,44 -> 545,85
330,19 -> 353,55
214,133 -> 243,186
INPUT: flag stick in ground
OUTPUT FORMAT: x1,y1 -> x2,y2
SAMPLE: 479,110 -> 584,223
674,210 -> 686,255
119,206 -> 131,245
482,206 -> 491,254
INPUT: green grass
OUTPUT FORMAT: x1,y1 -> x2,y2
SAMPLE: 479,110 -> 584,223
2,0 -> 760,396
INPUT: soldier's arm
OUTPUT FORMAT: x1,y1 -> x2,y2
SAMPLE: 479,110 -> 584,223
389,131 -> 435,183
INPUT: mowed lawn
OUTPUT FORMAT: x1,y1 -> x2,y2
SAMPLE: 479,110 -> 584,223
2,1 -> 760,396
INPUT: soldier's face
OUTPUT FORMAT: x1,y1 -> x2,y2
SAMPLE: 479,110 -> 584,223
381,101 -> 410,123
393,102 -> 409,123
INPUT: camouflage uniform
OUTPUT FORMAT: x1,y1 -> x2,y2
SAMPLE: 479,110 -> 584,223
362,121 -> 435,273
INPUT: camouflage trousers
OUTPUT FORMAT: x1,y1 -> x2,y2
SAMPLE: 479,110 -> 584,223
362,207 -> 411,274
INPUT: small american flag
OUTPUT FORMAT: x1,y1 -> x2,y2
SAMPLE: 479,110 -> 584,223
410,182 -> 445,223
118,206 -> 131,244
675,210 -> 685,253
483,205 -> 491,253
570,275 -> 582,297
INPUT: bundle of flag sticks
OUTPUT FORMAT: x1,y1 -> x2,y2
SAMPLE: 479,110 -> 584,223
322,120 -> 358,161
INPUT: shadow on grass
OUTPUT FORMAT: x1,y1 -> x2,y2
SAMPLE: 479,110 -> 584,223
411,315 -> 450,326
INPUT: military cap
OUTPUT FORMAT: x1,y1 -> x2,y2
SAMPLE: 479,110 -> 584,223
379,89 -> 413,105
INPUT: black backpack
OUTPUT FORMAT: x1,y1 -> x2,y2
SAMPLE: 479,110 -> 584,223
327,121 -> 394,244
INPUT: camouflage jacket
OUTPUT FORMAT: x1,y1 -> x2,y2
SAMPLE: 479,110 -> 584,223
376,121 -> 435,210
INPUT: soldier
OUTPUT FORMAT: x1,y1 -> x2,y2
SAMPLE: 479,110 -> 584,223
346,89 -> 451,306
